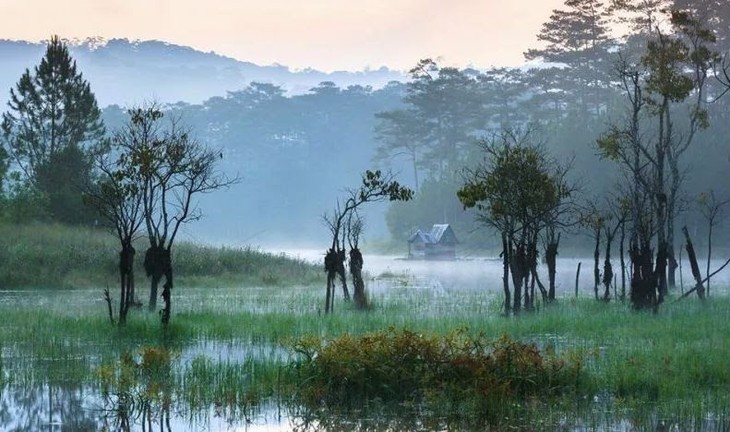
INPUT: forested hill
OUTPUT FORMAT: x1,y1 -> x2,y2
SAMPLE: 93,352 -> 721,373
0,37 -> 406,106
100,82 -> 410,247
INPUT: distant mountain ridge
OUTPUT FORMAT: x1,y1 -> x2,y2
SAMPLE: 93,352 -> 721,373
0,37 -> 407,107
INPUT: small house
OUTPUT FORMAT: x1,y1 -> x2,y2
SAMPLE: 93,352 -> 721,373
407,224 -> 459,260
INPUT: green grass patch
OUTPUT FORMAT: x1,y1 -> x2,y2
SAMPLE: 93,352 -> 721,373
0,223 -> 320,288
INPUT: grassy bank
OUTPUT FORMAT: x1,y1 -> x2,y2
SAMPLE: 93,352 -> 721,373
0,279 -> 729,429
0,223 -> 320,288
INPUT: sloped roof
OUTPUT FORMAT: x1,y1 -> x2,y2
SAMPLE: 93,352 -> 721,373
407,229 -> 433,244
408,224 -> 459,245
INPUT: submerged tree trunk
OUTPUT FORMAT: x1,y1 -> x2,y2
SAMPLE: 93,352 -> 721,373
349,248 -> 367,309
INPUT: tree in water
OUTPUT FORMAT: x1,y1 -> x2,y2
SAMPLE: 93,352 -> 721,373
347,212 -> 368,309
322,170 -> 413,314
696,190 -> 730,296
1,35 -> 106,225
458,128 -> 573,315
84,133 -> 145,325
597,10 -> 717,309
114,105 -> 235,326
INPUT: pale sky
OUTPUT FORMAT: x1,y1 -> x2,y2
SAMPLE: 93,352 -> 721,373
0,0 -> 564,72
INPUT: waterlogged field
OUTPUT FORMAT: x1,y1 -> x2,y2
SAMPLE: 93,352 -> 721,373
1,254 -> 730,431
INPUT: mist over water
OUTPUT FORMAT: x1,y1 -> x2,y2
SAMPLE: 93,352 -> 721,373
270,248 -> 730,297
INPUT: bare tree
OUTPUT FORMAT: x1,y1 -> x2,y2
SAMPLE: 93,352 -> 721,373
697,190 -> 730,296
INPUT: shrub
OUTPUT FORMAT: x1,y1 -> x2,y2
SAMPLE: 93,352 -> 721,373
289,328 -> 584,417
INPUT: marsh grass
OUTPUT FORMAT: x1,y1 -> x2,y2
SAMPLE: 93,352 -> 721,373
2,270 -> 730,428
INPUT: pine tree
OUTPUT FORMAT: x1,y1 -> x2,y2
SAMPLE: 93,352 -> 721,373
525,0 -> 614,116
1,35 -> 105,224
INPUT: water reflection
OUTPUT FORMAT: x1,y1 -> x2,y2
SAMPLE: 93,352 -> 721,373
1,382 -> 729,431
0,384 -> 97,431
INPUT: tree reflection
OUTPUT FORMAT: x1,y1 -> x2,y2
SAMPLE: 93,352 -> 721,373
0,384 -> 97,431
98,346 -> 173,432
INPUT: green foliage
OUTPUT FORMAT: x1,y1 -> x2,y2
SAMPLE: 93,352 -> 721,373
360,169 -> 413,202
458,131 -> 568,233
0,35 -> 105,225
374,59 -> 484,187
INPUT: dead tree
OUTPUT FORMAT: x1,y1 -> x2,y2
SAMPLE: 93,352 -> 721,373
544,229 -> 560,302
697,191 -> 730,296
682,226 -> 705,299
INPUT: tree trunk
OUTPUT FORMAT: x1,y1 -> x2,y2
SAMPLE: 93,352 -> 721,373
118,243 -> 135,325
509,243 -> 522,314
655,240 -> 667,305
145,245 -> 166,312
336,248 -> 350,301
682,226 -> 705,299
602,233 -> 614,302
594,231 -> 601,300
324,248 -> 337,314
501,232 -> 511,315
160,248 -> 173,326
706,223 -> 713,297
545,232 -> 560,302
349,248 -> 368,309
530,266 -> 548,304
620,223 -> 626,301
630,230 -> 658,310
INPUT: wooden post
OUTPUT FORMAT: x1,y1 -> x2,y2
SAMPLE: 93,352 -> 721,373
682,226 -> 705,299
575,262 -> 581,298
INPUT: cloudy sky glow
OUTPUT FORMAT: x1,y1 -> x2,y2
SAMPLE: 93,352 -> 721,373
0,0 -> 563,71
